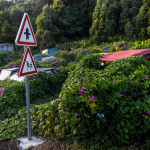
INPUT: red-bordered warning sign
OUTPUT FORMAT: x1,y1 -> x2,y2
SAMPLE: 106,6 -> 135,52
18,47 -> 37,77
15,13 -> 37,46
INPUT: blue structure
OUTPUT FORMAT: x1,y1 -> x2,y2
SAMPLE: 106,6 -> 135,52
42,48 -> 58,55
47,48 -> 58,55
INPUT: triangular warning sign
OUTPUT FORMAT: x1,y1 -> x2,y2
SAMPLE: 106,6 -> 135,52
15,13 -> 37,46
18,47 -> 37,77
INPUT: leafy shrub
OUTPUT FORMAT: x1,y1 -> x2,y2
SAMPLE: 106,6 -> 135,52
0,80 -> 25,120
74,48 -> 101,62
1,59 -> 22,70
57,55 -> 150,146
56,39 -> 92,50
108,41 -> 129,52
53,51 -> 76,63
0,67 -> 69,121
1,55 -> 150,148
0,99 -> 60,140
1,39 -> 150,149
36,58 -> 67,68
78,53 -> 109,70
0,52 -> 21,68
30,67 -> 69,101
133,40 -> 150,49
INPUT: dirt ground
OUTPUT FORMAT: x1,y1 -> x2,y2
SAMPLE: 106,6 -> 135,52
0,139 -> 19,150
0,137 -> 80,150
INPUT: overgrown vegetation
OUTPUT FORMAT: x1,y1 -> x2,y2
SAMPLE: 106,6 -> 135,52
0,39 -> 150,149
0,0 -> 150,148
0,52 -> 21,70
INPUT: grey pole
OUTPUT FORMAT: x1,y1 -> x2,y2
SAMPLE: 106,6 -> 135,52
25,75 -> 32,140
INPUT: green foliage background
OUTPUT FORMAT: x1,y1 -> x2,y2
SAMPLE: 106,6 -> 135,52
0,0 -> 150,149
0,0 -> 150,52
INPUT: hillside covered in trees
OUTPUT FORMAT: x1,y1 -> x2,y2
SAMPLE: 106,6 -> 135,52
1,0 -> 150,149
0,0 -> 150,50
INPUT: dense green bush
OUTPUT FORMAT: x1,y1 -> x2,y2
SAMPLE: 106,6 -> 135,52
1,59 -> 22,70
56,39 -> 92,50
30,67 -> 69,100
57,55 -> 150,146
53,51 -> 76,64
0,99 -> 60,140
0,64 -> 77,140
0,80 -> 25,120
0,67 -> 69,121
78,53 -> 109,70
0,52 -> 21,68
102,39 -> 150,53
35,58 -> 67,68
74,48 -> 102,61
1,50 -> 150,148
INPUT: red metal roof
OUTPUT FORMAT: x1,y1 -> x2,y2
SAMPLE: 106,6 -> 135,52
100,49 -> 150,62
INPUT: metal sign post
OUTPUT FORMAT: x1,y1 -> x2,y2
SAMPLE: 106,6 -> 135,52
15,13 -> 37,141
20,46 -> 37,141
24,45 -> 31,140
25,75 -> 31,140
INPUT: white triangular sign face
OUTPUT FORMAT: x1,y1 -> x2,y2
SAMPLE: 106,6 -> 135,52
15,13 -> 37,46
22,52 -> 35,73
18,47 -> 37,77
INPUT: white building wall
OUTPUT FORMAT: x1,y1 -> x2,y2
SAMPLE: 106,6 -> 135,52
0,44 -> 14,53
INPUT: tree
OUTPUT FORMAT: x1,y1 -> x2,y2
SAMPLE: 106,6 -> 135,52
90,0 -> 104,42
36,4 -> 55,49
144,0 -> 150,37
136,0 -> 150,38
36,1 -> 68,50
125,21 -> 134,38
119,0 -> 143,37
0,0 -> 13,11
53,0 -> 63,17
0,20 -> 11,43
90,0 -> 121,43
106,1 -> 121,36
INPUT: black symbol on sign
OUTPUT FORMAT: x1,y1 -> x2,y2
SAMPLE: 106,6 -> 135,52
26,61 -> 32,70
24,28 -> 30,40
